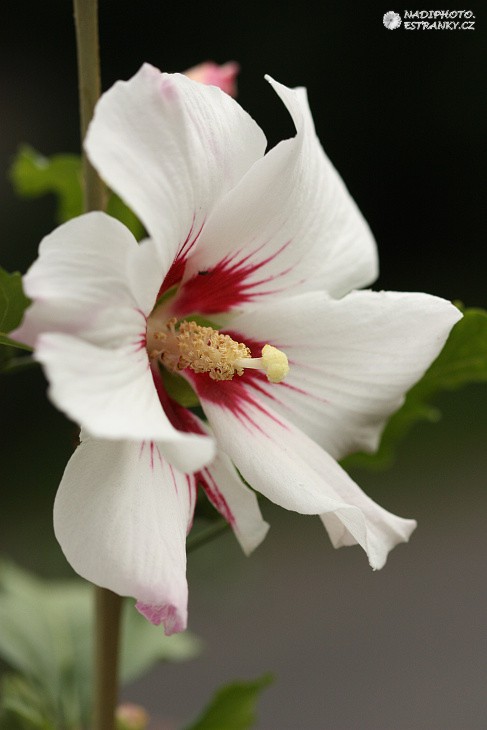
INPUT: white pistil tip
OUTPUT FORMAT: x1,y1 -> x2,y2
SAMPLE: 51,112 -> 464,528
261,344 -> 289,383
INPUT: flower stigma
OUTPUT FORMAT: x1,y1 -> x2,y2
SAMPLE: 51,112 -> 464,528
147,317 -> 289,383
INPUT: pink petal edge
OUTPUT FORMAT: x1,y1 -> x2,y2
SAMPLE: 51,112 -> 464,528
135,601 -> 185,635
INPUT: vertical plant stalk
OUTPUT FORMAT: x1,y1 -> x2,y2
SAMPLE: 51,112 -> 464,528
73,2 -> 120,729
94,587 -> 123,730
73,0 -> 107,212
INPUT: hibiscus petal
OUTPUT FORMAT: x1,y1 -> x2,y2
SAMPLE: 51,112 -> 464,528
227,290 -> 462,460
85,64 -> 267,274
13,213 -> 163,348
172,78 -> 377,316
193,382 -> 416,569
54,434 -> 197,635
150,395 -> 269,554
200,450 -> 270,556
35,331 -> 215,470
13,213 -> 214,466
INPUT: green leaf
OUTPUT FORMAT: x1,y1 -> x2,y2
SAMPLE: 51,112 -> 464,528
0,335 -> 33,352
0,562 -> 91,727
106,194 -> 145,241
344,308 -> 487,469
0,560 -> 201,729
0,674 -> 56,730
10,146 -> 83,224
0,268 -> 32,371
184,675 -> 273,730
10,146 -> 144,239
0,356 -> 37,374
0,268 -> 30,336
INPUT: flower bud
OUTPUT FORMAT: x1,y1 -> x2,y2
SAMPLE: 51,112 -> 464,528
184,61 -> 239,97
116,703 -> 150,730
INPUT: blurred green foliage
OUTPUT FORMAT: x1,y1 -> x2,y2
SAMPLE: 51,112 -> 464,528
0,561 -> 200,730
0,268 -> 31,351
183,674 -> 273,730
11,147 -> 83,225
10,147 -> 144,240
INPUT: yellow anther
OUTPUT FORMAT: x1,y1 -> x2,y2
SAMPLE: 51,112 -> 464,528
147,316 -> 289,383
176,321 -> 251,381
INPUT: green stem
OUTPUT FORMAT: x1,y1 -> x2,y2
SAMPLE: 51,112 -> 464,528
187,520 -> 230,553
93,588 -> 123,730
73,0 -> 106,212
73,2 -> 118,729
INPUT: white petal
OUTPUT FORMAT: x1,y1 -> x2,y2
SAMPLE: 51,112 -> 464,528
54,434 -> 197,635
85,64 -> 267,273
127,236 -> 171,315
159,406 -> 269,554
13,213 -> 162,349
35,332 -> 215,470
173,78 -> 377,315
196,387 -> 416,569
229,290 -> 462,460
12,213 -> 214,466
200,450 -> 269,556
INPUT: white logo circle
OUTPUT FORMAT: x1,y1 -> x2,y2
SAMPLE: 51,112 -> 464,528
383,11 -> 402,29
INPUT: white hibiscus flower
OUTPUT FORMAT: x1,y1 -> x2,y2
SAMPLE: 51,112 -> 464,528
13,65 -> 461,634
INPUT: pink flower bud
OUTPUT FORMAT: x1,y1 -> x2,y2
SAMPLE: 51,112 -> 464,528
116,703 -> 150,730
184,61 -> 240,97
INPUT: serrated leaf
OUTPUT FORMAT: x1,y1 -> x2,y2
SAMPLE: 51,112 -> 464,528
10,146 -> 83,224
184,674 -> 273,730
0,561 -> 201,729
0,268 -> 30,336
344,308 -> 487,469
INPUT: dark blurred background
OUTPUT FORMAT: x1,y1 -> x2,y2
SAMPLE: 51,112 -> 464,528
1,2 -> 486,728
